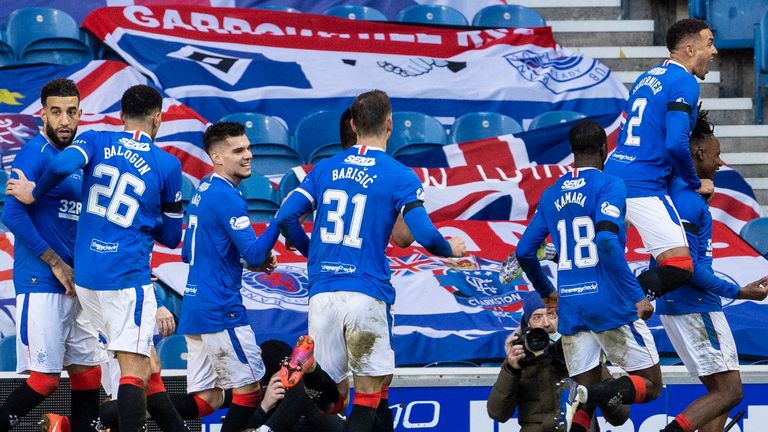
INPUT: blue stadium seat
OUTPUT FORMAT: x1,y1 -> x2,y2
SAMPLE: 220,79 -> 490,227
389,112 -> 448,158
324,5 -> 387,21
690,0 -> 768,48
396,5 -> 468,26
0,335 -> 17,372
740,217 -> 768,256
528,110 -> 586,131
219,113 -> 304,175
0,32 -> 15,67
755,9 -> 768,123
295,110 -> 345,164
259,5 -> 301,13
238,175 -> 280,222
451,112 -> 523,143
278,170 -> 301,201
472,5 -> 546,28
6,7 -> 92,65
156,334 -> 188,370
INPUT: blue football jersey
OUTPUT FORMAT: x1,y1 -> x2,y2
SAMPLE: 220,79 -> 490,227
519,168 -> 642,335
69,130 -> 182,290
605,60 -> 701,196
295,145 -> 424,304
655,177 -> 739,315
178,174 -> 278,335
2,134 -> 81,294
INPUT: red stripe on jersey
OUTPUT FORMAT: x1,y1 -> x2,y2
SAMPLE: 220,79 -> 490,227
133,131 -> 141,140
663,59 -> 670,66
359,145 -> 367,155
572,168 -> 579,177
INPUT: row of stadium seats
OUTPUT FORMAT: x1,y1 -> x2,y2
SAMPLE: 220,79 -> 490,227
0,4 -> 546,67
221,110 -> 586,175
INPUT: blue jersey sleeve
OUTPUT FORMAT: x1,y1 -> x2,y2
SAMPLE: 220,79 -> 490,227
684,207 -> 741,299
2,147 -> 49,256
594,180 -> 645,303
402,206 -> 451,257
393,169 -> 425,211
666,80 -> 701,190
275,189 -> 314,257
690,262 -> 740,299
216,192 -> 279,266
152,160 -> 183,248
517,209 -> 555,297
32,146 -> 86,201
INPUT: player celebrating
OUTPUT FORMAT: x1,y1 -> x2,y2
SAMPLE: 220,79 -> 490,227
275,90 -> 465,432
517,119 -> 661,432
6,85 -> 185,432
176,121 -> 279,432
604,19 -> 718,299
657,111 -> 768,432
0,79 -> 106,432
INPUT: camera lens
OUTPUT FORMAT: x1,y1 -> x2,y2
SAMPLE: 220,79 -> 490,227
524,327 -> 550,353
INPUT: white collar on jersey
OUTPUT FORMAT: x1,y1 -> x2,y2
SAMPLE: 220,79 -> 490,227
124,130 -> 153,141
570,166 -> 600,177
211,172 -> 237,188
665,59 -> 689,73
352,144 -> 385,153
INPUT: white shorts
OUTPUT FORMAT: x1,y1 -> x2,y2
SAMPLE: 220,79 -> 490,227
562,320 -> 659,376
626,195 -> 688,258
15,293 -> 106,374
185,325 -> 265,393
309,291 -> 395,383
661,312 -> 739,377
76,284 -> 157,357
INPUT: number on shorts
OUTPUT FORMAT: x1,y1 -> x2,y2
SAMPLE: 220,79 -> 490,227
320,189 -> 366,248
556,216 -> 598,270
625,97 -> 647,147
87,163 -> 146,227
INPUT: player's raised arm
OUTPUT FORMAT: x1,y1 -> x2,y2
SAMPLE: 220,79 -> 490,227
517,210 -> 556,298
665,84 -> 702,192
275,180 -> 315,257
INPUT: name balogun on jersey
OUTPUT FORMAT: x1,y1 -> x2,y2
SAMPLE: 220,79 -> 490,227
97,137 -> 153,175
331,154 -> 378,189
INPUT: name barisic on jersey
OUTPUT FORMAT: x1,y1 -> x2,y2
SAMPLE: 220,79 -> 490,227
103,143 -> 151,175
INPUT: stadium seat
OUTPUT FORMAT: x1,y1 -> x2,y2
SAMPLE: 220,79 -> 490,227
755,9 -> 768,123
0,32 -> 15,67
450,112 -> 523,143
258,5 -> 301,13
0,335 -> 17,372
396,5 -> 468,26
6,7 -> 93,65
389,112 -> 448,158
472,5 -> 546,28
156,334 -> 188,370
690,0 -> 768,48
219,112 -> 303,175
238,174 -> 280,222
740,217 -> 768,256
278,170 -> 301,201
295,110 -> 345,164
323,5 -> 387,21
527,110 -> 586,131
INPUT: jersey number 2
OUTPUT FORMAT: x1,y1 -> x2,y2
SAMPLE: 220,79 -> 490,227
320,189 -> 366,248
625,98 -> 647,147
87,163 -> 146,227
556,216 -> 598,270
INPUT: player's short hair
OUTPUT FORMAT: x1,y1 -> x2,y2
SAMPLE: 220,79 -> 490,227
350,90 -> 391,138
339,108 -> 356,150
690,108 -> 714,150
569,119 -> 606,155
666,19 -> 710,51
40,78 -> 80,106
203,121 -> 246,154
121,85 -> 163,120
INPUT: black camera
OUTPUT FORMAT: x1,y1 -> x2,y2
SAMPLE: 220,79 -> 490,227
513,327 -> 551,362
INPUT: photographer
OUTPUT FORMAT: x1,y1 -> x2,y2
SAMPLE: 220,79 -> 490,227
487,295 -> 629,431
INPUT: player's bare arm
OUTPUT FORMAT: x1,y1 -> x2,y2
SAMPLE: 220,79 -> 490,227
738,275 -> 768,301
448,236 -> 466,257
39,248 -> 75,297
635,298 -> 654,320
6,168 -> 36,205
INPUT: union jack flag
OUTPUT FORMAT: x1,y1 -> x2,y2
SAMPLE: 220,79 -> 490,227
389,253 -> 441,277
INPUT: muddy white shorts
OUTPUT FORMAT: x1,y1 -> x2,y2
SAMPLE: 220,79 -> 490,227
562,320 -> 659,376
76,284 -> 156,357
626,195 -> 688,258
660,312 -> 739,377
15,292 -> 106,374
185,325 -> 265,393
308,291 -> 395,383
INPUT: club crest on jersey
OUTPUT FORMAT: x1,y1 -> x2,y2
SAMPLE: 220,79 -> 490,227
600,201 -> 621,218
435,268 -> 531,320
241,265 -> 309,310
230,216 -> 250,230
504,50 -> 609,95
561,178 -> 586,190
118,137 -> 150,151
